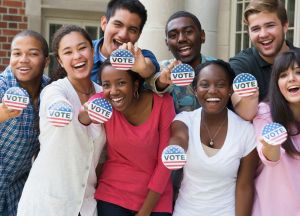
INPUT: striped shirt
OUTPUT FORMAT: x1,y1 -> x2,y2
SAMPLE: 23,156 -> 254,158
0,67 -> 49,216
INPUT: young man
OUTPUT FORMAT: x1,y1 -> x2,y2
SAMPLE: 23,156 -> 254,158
147,11 -> 215,113
229,0 -> 300,119
0,30 -> 49,216
92,0 -> 159,84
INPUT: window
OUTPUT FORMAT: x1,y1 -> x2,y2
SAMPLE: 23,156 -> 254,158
44,19 -> 103,75
232,0 -> 296,55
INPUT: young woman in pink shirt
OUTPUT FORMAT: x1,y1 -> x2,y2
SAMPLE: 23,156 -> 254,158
252,50 -> 300,216
79,60 -> 175,216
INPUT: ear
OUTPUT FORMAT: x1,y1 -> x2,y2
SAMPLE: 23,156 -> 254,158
57,57 -> 63,68
134,79 -> 140,92
44,56 -> 50,68
100,16 -> 108,32
165,37 -> 170,50
200,29 -> 205,44
283,21 -> 289,35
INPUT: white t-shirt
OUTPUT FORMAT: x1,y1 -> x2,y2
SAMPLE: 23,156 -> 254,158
173,108 -> 256,216
17,78 -> 106,216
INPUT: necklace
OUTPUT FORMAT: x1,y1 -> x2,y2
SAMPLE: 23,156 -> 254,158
73,84 -> 94,96
202,116 -> 227,147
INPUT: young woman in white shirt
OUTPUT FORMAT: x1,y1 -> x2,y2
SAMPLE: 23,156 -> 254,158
170,60 -> 258,216
17,25 -> 106,216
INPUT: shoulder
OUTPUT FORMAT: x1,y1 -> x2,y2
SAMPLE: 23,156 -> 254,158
228,109 -> 253,129
92,38 -> 101,47
201,54 -> 216,62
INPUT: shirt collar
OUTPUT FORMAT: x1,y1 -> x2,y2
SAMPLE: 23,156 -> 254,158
93,38 -> 107,64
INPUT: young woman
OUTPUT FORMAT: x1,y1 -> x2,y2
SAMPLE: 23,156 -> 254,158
170,60 -> 258,216
79,60 -> 175,216
252,50 -> 300,216
17,25 -> 106,216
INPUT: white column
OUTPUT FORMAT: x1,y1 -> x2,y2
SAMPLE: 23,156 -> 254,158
185,0 -> 220,57
26,0 -> 42,32
139,0 -> 184,61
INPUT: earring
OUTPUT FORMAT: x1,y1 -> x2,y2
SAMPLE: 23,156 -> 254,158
134,91 -> 139,99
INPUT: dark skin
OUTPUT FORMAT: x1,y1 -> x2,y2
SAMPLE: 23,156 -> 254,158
156,16 -> 205,90
169,63 -> 258,216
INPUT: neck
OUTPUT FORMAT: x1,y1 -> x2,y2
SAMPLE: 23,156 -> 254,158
19,78 -> 41,100
202,108 -> 228,124
68,77 -> 94,95
189,55 -> 202,69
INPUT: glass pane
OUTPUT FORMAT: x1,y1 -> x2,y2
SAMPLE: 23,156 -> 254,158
243,33 -> 250,49
85,26 -> 98,40
235,33 -> 242,54
236,3 -> 243,31
286,29 -> 294,43
49,24 -> 62,52
287,0 -> 295,27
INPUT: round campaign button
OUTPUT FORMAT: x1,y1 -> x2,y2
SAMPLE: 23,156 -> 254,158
171,64 -> 195,86
233,73 -> 258,97
2,87 -> 29,110
110,49 -> 135,70
262,122 -> 288,145
162,145 -> 187,170
47,101 -> 73,127
88,97 -> 113,123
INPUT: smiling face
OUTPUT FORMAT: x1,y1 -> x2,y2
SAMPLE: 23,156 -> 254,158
278,63 -> 300,105
57,31 -> 94,82
101,64 -> 139,113
247,11 -> 288,63
10,36 -> 48,86
195,64 -> 233,114
166,16 -> 204,68
100,8 -> 142,57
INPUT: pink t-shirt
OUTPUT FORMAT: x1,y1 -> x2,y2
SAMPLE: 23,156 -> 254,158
252,103 -> 300,216
94,93 -> 175,213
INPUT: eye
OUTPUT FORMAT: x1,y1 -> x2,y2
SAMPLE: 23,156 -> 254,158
216,82 -> 226,88
79,46 -> 87,51
129,28 -> 139,35
167,32 -> 177,39
279,72 -> 287,79
29,52 -> 39,56
63,51 -> 72,55
102,83 -> 110,89
12,52 -> 21,57
198,82 -> 209,88
118,81 -> 127,86
250,27 -> 260,33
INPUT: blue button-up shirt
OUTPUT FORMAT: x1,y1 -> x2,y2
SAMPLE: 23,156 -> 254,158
0,67 -> 49,215
91,38 -> 160,84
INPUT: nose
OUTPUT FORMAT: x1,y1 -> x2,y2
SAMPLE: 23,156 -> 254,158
259,27 -> 268,38
73,50 -> 82,59
178,32 -> 187,42
118,28 -> 129,41
287,72 -> 295,82
208,85 -> 217,93
110,84 -> 119,95
20,54 -> 29,63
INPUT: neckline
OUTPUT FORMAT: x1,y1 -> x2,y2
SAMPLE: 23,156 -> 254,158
197,108 -> 230,161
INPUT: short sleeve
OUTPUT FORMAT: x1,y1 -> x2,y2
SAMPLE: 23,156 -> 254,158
141,49 -> 160,73
242,122 -> 257,157
173,111 -> 190,128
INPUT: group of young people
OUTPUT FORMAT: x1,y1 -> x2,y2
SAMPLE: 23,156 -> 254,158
0,0 -> 299,216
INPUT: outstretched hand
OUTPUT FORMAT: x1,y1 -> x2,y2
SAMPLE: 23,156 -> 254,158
0,102 -> 22,123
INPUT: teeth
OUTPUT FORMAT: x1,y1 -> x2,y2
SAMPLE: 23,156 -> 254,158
19,67 -> 30,71
111,98 -> 122,102
179,46 -> 190,51
74,62 -> 85,67
261,40 -> 272,45
206,98 -> 220,102
114,39 -> 124,46
288,86 -> 299,90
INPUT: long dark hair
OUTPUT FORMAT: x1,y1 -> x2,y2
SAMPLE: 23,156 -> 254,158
50,24 -> 93,82
268,50 -> 300,157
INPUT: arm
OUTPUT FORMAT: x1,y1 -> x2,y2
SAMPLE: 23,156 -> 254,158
231,89 -> 259,121
236,149 -> 259,216
169,120 -> 189,151
139,94 -> 175,215
253,103 -> 283,165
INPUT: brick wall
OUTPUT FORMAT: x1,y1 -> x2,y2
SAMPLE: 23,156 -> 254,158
0,0 -> 27,72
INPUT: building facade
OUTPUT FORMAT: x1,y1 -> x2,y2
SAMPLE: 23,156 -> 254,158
0,0 -> 299,71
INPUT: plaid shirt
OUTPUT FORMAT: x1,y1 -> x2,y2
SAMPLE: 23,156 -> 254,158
0,67 -> 49,215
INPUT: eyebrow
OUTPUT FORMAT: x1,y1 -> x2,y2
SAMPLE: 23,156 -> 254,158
61,41 -> 87,51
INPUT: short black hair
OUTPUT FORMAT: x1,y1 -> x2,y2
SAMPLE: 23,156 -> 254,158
106,0 -> 147,32
13,30 -> 49,57
165,11 -> 202,35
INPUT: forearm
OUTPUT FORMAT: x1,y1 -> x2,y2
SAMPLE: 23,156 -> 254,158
136,59 -> 156,79
236,184 -> 254,216
136,190 -> 161,216
232,92 -> 258,121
